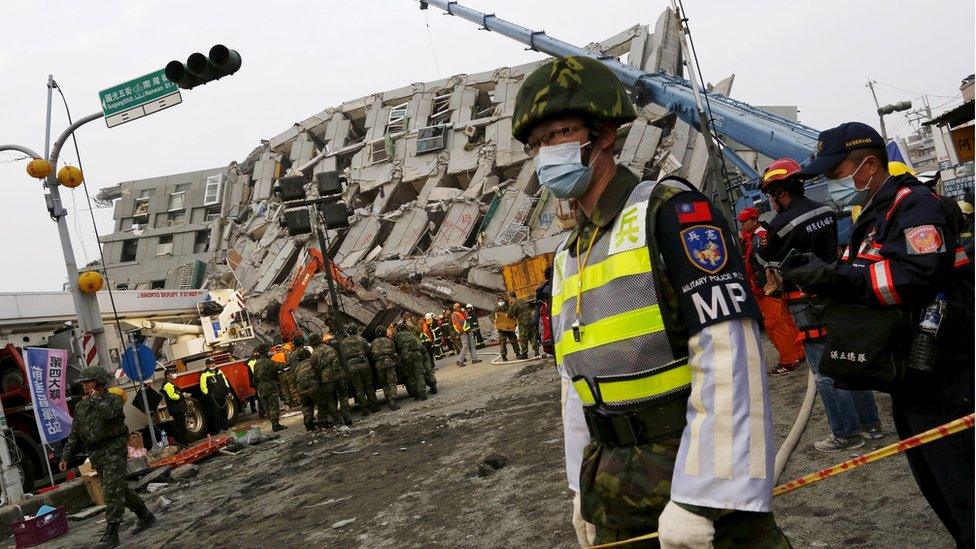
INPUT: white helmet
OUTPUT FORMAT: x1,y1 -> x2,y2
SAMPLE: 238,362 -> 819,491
425,313 -> 434,320
465,303 -> 474,308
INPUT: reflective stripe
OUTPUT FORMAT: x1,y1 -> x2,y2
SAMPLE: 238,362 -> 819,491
684,331 -> 706,477
573,378 -> 596,406
597,365 -> 691,406
870,260 -> 901,305
955,247 -> 970,268
552,246 -> 652,316
775,205 -> 834,239
841,246 -> 850,261
555,305 -> 663,359
885,187 -> 913,221
743,320 -> 766,479
712,324 -> 734,480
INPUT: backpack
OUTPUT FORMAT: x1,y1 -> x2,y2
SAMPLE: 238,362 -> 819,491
539,299 -> 554,355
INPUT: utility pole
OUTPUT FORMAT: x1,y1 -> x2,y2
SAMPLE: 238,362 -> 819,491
866,79 -> 887,140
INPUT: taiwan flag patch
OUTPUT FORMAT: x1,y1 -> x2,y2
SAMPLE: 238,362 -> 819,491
676,201 -> 712,224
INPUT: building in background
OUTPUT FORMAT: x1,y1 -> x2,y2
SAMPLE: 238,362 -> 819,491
98,167 -> 238,289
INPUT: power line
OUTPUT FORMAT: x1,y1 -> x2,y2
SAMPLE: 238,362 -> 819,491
872,80 -> 958,99
423,9 -> 443,79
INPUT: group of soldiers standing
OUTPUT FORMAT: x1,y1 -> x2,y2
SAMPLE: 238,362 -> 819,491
249,322 -> 438,432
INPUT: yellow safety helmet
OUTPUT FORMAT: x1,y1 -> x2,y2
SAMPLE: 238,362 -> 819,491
108,386 -> 127,404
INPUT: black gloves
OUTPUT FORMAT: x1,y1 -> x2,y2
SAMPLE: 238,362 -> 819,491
780,252 -> 837,291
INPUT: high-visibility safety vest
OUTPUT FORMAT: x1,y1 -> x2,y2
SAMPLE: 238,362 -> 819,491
419,321 -> 434,343
552,181 -> 691,411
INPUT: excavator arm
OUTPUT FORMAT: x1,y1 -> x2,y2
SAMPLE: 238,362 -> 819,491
278,247 -> 354,342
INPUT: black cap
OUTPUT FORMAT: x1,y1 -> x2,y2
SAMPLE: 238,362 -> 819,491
798,122 -> 885,177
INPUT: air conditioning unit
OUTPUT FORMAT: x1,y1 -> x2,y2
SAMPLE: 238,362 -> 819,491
463,125 -> 477,137
167,219 -> 187,227
155,243 -> 174,257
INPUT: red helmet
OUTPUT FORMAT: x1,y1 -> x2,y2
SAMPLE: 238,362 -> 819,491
761,158 -> 803,192
737,207 -> 760,222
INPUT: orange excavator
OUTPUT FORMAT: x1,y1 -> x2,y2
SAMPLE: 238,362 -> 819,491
279,247 -> 354,342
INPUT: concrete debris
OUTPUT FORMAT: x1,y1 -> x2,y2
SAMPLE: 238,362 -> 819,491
331,518 -> 357,529
146,483 -> 169,493
90,9 -> 794,343
155,496 -> 172,510
131,465 -> 172,492
170,464 -> 200,481
482,453 -> 508,471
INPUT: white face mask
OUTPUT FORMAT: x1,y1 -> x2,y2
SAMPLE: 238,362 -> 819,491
826,158 -> 872,209
497,301 -> 506,308
534,141 -> 596,199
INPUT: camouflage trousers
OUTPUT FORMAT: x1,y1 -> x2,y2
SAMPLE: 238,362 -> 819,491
299,389 -> 325,429
258,386 -> 281,423
376,366 -> 398,407
348,364 -> 378,412
422,351 -> 437,390
279,369 -> 299,406
518,324 -> 540,356
580,439 -> 791,548
497,331 -> 521,360
322,380 -> 352,425
91,438 -> 150,524
401,351 -> 428,399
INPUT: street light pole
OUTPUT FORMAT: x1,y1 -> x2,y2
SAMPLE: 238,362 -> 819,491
866,79 -> 888,141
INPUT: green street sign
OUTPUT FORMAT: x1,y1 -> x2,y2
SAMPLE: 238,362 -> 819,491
99,69 -> 182,128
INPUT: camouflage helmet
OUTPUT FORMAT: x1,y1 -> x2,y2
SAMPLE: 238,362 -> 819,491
306,333 -> 321,346
346,322 -> 359,335
512,55 -> 637,144
375,326 -> 388,338
293,334 -> 306,347
77,366 -> 111,386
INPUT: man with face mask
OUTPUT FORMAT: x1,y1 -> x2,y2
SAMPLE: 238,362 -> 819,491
782,122 -> 974,547
757,158 -> 883,451
513,55 -> 788,548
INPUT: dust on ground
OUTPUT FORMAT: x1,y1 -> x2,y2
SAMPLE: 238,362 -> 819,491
40,342 -> 953,548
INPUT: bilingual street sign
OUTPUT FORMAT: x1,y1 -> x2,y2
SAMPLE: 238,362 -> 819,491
99,68 -> 182,128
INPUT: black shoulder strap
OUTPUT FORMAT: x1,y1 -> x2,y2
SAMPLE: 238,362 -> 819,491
645,177 -> 694,360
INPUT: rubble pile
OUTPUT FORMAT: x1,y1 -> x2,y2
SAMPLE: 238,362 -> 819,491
201,9 -> 775,343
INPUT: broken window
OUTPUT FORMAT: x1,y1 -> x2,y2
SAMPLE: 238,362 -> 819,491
115,282 -> 129,290
156,234 -> 174,257
133,197 -> 150,225
150,279 -> 166,289
471,86 -> 499,120
416,125 -> 447,155
369,139 -> 391,165
204,174 -> 222,205
386,102 -> 409,135
205,205 -> 222,222
120,239 -> 138,262
194,229 -> 210,254
428,90 -> 454,126
168,191 -> 185,211
167,210 -> 186,226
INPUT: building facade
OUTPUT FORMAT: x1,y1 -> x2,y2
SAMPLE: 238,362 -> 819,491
99,167 -> 233,289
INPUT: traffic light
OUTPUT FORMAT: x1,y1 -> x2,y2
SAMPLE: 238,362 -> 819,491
165,45 -> 242,90
878,101 -> 912,116
280,208 -> 312,236
316,171 -> 345,197
321,202 -> 351,229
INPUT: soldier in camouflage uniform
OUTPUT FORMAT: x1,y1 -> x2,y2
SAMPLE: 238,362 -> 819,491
511,298 -> 539,359
251,345 -> 286,432
491,296 -> 523,361
60,367 -> 155,548
279,339 -> 302,407
370,326 -> 401,410
317,333 -> 353,426
512,56 -> 790,547
293,338 -> 324,432
392,323 -> 428,401
340,323 -> 378,415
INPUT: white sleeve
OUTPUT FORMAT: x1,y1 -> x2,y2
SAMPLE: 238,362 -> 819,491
670,317 -> 775,512
559,364 -> 590,493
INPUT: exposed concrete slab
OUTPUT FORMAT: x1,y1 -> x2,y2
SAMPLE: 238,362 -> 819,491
419,277 -> 498,311
467,267 -> 506,292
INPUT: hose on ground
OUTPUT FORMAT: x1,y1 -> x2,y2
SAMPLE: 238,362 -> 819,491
773,369 -> 816,482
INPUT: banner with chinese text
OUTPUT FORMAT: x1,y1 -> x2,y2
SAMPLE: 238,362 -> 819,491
24,347 -> 73,444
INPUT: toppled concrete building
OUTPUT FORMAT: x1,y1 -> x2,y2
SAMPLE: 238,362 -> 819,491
100,10 -> 795,342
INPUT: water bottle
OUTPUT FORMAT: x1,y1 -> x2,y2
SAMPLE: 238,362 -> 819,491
159,429 -> 169,449
908,293 -> 946,373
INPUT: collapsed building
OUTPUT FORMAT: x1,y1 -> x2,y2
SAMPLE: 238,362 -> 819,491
97,9 -> 796,343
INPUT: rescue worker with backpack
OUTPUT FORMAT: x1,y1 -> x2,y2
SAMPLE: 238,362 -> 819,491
512,55 -> 788,547
199,358 -> 230,434
293,335 -> 324,431
371,326 -> 401,410
341,323 -> 378,415
251,345 -> 286,432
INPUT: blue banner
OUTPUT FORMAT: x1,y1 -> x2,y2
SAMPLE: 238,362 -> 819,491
24,347 -> 73,444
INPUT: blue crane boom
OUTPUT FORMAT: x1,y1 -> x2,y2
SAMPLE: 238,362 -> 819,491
417,0 -> 819,167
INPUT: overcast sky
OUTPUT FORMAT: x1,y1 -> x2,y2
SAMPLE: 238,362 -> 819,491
1,0 -> 972,292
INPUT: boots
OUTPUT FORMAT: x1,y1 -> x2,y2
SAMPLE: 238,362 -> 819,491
389,401 -> 400,411
95,522 -> 120,548
304,421 -> 316,433
271,422 -> 286,432
343,412 -> 353,426
130,507 -> 156,535
428,383 -> 438,395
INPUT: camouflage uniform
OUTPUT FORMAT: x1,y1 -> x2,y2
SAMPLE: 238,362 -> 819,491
340,328 -> 378,415
512,298 -> 539,358
316,341 -> 352,426
370,328 -> 401,410
393,327 -> 428,401
280,352 -> 301,407
294,350 -> 324,431
61,368 -> 153,542
513,56 -> 791,548
491,302 -> 522,360
252,357 -> 284,428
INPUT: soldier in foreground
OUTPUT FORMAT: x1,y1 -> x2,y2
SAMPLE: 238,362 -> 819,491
251,345 -> 286,432
60,367 -> 156,548
512,56 -> 788,546
341,323 -> 379,415
393,322 -> 429,401
294,337 -> 325,432
371,326 -> 401,410
318,333 -> 354,426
